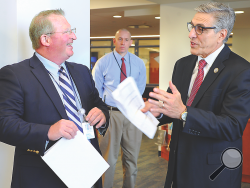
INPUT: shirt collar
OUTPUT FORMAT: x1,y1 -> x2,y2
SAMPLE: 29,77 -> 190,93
114,49 -> 129,62
35,52 -> 66,76
197,44 -> 225,67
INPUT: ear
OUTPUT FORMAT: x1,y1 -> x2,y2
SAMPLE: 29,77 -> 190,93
218,29 -> 227,43
113,38 -> 116,45
130,39 -> 133,46
40,34 -> 51,47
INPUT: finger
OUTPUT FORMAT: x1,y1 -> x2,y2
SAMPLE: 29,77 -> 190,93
65,120 -> 79,132
86,107 -> 98,121
152,88 -> 172,98
90,113 -> 105,126
64,126 -> 77,138
60,128 -> 74,139
149,92 -> 169,105
150,107 -> 167,115
87,111 -> 99,124
148,99 -> 164,110
95,118 -> 106,128
141,101 -> 154,113
169,81 -> 179,94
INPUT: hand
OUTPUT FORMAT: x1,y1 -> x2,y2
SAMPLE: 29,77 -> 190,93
48,119 -> 79,141
86,107 -> 106,128
148,81 -> 186,119
141,100 -> 161,117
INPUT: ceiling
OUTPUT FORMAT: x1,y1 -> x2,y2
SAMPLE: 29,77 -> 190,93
90,0 -> 250,37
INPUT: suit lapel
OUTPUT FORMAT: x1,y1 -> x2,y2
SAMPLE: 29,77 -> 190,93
66,62 -> 88,111
191,45 -> 231,107
29,54 -> 68,119
180,56 -> 197,104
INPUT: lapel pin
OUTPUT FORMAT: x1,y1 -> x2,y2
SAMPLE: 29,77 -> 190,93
214,68 -> 219,73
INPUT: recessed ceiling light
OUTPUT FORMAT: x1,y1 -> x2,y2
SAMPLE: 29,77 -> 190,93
235,11 -> 244,14
113,15 -> 122,18
155,17 -> 160,19
128,25 -> 151,29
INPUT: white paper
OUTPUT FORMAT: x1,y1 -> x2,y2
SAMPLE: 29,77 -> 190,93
112,77 -> 159,139
41,131 -> 109,188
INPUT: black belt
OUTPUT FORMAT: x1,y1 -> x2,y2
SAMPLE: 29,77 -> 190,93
107,106 -> 120,111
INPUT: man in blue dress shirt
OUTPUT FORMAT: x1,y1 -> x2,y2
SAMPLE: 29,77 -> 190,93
92,29 -> 146,188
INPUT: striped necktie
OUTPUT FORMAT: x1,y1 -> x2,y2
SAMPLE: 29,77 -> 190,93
187,59 -> 207,106
58,66 -> 83,132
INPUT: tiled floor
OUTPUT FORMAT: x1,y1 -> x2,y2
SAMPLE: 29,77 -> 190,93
113,134 -> 250,188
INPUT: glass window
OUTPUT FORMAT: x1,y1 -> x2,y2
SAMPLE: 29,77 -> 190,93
90,48 -> 112,71
139,40 -> 159,46
128,47 -> 135,54
91,40 -> 111,47
138,47 -> 160,84
90,38 -> 160,83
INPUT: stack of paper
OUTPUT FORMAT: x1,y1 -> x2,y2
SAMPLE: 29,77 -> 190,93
112,77 -> 159,139
41,131 -> 109,188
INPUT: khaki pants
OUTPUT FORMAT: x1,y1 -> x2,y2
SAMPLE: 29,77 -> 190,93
99,110 -> 142,188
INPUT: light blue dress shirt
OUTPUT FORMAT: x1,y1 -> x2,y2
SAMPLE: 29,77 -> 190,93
35,52 -> 90,147
92,50 -> 146,107
35,52 -> 84,123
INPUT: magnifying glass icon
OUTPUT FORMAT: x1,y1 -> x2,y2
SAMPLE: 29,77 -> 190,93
209,147 -> 242,181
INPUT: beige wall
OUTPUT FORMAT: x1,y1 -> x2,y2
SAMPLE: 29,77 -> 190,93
232,28 -> 250,62
159,1 -> 205,90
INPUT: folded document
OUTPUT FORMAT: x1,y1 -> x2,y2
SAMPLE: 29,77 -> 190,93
112,77 -> 159,139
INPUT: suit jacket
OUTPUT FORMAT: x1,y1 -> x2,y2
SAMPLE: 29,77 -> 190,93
0,54 -> 109,188
161,45 -> 250,188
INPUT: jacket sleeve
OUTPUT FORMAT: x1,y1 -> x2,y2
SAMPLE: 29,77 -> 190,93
0,65 -> 50,155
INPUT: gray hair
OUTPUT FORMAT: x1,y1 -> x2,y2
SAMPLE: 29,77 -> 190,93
195,2 -> 235,43
29,9 -> 65,49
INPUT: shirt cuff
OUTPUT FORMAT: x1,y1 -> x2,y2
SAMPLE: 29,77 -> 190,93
156,113 -> 163,119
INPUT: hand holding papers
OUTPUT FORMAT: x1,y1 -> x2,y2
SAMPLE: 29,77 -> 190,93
112,77 -> 159,139
41,131 -> 109,188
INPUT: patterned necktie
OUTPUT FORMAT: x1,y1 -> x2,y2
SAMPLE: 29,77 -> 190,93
58,67 -> 83,132
187,59 -> 207,106
120,57 -> 126,82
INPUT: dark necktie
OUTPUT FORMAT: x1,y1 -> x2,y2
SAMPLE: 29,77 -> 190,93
120,57 -> 126,82
58,67 -> 83,132
187,59 -> 207,106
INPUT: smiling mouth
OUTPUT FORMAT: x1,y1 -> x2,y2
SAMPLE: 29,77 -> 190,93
67,43 -> 73,46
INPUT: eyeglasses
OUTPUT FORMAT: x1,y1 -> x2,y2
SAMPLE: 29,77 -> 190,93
46,28 -> 76,35
187,22 -> 216,35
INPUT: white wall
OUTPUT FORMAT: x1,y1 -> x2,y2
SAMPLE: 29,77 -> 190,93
16,0 -> 90,66
0,0 -> 90,187
0,1 -> 18,67
159,1 -> 206,90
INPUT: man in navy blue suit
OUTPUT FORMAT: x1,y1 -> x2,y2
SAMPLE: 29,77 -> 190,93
142,2 -> 250,188
0,9 -> 108,188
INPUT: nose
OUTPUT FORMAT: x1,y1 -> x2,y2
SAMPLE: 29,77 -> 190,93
71,32 -> 77,40
188,27 -> 197,39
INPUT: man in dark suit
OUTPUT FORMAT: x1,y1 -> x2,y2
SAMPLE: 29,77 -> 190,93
142,2 -> 250,188
0,9 -> 108,188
